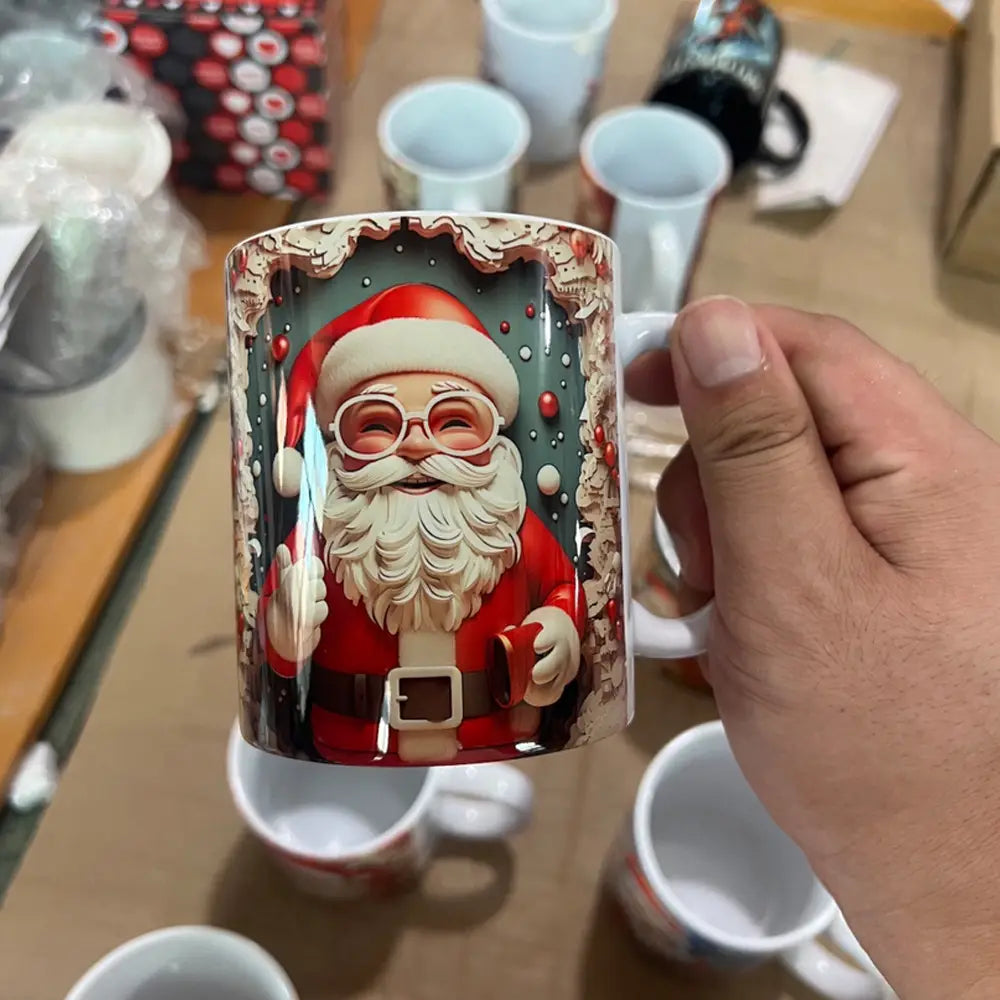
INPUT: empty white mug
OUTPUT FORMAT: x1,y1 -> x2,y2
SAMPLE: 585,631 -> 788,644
480,0 -> 617,164
606,721 -> 887,998
579,105 -> 730,313
65,926 -> 297,1000
377,77 -> 530,213
227,721 -> 534,899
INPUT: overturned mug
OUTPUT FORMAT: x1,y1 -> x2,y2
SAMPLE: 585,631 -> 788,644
225,212 -> 713,768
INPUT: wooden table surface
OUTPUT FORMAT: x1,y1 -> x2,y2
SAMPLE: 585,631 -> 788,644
2,2 -> 1000,998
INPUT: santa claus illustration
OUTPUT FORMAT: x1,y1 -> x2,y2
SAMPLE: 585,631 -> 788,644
258,282 -> 586,764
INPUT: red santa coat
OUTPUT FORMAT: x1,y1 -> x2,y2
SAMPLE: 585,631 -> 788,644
258,509 -> 586,764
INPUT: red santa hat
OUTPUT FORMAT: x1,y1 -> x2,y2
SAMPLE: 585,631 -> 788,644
272,282 -> 520,497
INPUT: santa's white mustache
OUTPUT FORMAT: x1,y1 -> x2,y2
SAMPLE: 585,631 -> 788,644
333,449 -> 505,492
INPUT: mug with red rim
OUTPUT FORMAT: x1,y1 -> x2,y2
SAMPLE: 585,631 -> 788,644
225,210 -> 712,769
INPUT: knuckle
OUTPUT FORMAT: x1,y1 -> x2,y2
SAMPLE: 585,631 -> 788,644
699,393 -> 812,467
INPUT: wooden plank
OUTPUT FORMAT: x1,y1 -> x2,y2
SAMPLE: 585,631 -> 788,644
774,0 -> 960,37
0,420 -> 192,793
0,196 -> 291,794
343,0 -> 384,82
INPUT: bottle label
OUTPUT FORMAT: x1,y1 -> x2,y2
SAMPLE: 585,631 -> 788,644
655,0 -> 782,106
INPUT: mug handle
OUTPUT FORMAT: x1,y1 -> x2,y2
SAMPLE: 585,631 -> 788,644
647,220 -> 685,313
781,937 -> 887,1000
429,763 -> 534,840
756,89 -> 811,172
617,312 -> 713,659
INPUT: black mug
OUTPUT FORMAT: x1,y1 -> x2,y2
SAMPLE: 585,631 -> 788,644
648,0 -> 809,173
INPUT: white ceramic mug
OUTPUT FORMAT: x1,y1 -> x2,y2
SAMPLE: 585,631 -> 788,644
579,105 -> 731,313
377,77 -> 530,213
606,721 -> 888,998
65,926 -> 297,1000
480,0 -> 617,165
0,304 -> 174,473
227,722 -> 534,898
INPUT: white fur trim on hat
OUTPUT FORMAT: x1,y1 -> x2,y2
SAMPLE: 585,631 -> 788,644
315,318 -> 520,425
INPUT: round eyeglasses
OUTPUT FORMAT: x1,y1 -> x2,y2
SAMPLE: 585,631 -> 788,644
331,390 -> 503,462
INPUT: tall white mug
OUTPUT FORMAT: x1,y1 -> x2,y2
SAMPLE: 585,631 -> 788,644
377,77 -> 530,213
606,721 -> 889,998
579,105 -> 731,313
481,0 -> 617,165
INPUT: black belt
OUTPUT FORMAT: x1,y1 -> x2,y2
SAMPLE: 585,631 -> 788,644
310,668 -> 496,723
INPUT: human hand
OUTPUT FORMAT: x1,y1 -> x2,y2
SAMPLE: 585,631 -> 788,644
264,543 -> 328,664
521,607 -> 581,708
626,297 -> 1000,1000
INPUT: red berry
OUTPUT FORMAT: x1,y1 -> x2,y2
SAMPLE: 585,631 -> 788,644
593,424 -> 605,446
611,466 -> 620,486
274,294 -> 283,306
569,229 -> 592,261
604,442 -> 617,469
525,303 -> 536,319
607,598 -> 618,625
615,617 -> 624,642
271,334 -> 290,363
538,391 -> 559,420
499,320 -> 510,334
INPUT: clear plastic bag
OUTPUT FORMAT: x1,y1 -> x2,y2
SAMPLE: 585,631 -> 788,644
0,101 -> 207,393
0,13 -> 184,133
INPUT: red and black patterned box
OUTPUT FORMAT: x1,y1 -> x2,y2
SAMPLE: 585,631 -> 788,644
97,0 -> 341,198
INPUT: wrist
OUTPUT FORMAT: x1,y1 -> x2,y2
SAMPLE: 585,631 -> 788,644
816,799 -> 1000,1000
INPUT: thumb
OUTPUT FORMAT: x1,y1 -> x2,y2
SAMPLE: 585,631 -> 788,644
670,297 -> 852,577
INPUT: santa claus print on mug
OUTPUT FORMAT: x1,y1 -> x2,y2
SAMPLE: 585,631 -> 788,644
227,214 -> 629,767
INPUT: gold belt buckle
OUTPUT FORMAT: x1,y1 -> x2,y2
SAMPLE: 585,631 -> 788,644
387,665 -> 463,731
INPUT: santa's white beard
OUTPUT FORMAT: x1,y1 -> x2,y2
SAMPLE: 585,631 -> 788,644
322,437 -> 527,634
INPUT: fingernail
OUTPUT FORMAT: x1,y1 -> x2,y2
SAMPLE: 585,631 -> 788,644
676,296 -> 762,387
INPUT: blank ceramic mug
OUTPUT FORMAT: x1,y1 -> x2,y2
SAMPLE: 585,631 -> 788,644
480,0 -> 617,164
578,105 -> 731,313
606,721 -> 888,998
377,77 -> 530,212
226,211 -> 712,769
64,926 -> 297,1000
227,722 -> 533,899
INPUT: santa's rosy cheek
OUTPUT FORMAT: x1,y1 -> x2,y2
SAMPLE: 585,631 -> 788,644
461,452 -> 491,468
341,455 -> 368,472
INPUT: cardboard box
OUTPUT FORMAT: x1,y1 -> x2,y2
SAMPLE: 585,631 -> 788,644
96,0 -> 343,199
942,0 -> 1000,279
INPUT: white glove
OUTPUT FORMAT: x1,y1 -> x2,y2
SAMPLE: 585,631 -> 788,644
264,543 -> 329,664
522,606 -> 581,708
